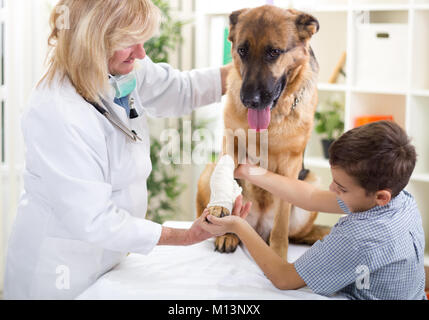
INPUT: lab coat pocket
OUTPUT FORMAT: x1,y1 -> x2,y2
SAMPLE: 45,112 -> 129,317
30,236 -> 103,299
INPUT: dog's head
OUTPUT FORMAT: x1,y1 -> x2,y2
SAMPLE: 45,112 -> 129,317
228,5 -> 319,131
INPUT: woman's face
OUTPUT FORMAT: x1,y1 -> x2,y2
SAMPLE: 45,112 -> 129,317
108,43 -> 146,75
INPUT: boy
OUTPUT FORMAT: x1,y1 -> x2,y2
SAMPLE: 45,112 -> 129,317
201,120 -> 427,300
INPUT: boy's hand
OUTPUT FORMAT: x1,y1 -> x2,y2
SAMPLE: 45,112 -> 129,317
234,162 -> 265,179
201,195 -> 252,237
184,196 -> 251,244
202,212 -> 238,237
234,163 -> 249,179
231,194 -> 252,219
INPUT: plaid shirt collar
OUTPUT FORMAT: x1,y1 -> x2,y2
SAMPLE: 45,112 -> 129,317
341,191 -> 405,221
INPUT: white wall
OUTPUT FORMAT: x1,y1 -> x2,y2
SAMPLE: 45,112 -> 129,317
0,0 -> 51,294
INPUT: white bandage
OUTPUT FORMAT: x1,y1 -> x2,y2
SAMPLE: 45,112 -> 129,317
207,155 -> 242,213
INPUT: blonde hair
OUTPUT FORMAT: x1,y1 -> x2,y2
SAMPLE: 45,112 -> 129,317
39,0 -> 161,104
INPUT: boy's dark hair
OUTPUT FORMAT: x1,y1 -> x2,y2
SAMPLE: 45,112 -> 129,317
328,120 -> 417,198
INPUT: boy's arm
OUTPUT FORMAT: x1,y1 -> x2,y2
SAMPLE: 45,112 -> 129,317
202,212 -> 305,290
236,164 -> 343,214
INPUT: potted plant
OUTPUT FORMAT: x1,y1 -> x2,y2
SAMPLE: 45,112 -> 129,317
144,0 -> 188,64
314,99 -> 345,159
145,0 -> 188,224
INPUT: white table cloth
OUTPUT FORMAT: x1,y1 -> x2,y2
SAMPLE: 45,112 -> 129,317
77,221 -> 347,300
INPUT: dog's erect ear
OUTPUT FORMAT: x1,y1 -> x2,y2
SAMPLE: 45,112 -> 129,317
295,13 -> 320,39
228,9 -> 248,42
229,9 -> 245,26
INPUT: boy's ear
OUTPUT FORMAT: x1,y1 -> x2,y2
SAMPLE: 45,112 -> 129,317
375,190 -> 392,207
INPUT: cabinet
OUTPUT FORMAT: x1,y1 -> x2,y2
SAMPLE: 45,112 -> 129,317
193,0 -> 429,258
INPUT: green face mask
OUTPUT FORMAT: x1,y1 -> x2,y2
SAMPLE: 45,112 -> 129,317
109,72 -> 137,99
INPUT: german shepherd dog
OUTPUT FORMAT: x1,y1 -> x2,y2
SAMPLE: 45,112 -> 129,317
196,5 -> 330,259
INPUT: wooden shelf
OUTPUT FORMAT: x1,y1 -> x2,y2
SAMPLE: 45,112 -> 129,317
411,89 -> 429,97
411,173 -> 429,183
350,4 -> 410,11
413,4 -> 429,10
303,160 -> 429,183
318,83 -> 348,92
196,2 -> 429,15
300,5 -> 350,12
304,157 -> 330,169
351,87 -> 408,96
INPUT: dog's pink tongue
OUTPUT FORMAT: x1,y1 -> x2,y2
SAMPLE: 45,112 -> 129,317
248,106 -> 271,131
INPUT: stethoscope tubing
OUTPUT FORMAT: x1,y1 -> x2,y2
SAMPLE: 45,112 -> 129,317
83,97 -> 142,142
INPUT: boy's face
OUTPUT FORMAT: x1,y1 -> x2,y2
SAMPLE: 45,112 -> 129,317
329,166 -> 378,213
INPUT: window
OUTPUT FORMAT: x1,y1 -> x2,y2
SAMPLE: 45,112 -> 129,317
0,0 -> 4,164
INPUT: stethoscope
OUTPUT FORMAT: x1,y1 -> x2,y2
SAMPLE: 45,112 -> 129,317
84,96 -> 143,142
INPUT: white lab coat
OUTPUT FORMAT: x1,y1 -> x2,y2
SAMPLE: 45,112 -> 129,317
4,56 -> 222,300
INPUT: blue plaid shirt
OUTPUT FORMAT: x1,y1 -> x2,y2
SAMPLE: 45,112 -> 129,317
294,190 -> 427,300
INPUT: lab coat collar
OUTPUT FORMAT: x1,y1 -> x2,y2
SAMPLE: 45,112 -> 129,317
102,72 -> 144,123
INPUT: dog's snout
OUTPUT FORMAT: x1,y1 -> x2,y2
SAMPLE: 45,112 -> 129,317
241,74 -> 278,109
242,93 -> 261,109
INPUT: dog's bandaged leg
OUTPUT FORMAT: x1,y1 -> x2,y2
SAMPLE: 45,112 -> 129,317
207,155 -> 242,253
207,155 -> 242,216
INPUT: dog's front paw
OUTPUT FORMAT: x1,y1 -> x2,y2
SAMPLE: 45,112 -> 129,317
207,206 -> 239,252
215,233 -> 240,253
208,206 -> 230,218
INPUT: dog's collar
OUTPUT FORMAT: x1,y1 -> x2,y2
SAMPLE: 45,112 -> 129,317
291,87 -> 306,111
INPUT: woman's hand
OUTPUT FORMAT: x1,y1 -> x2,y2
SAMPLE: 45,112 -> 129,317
201,195 -> 252,237
185,212 -> 214,245
220,63 -> 233,95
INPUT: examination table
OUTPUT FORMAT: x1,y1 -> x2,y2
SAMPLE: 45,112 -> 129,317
77,221 -> 347,300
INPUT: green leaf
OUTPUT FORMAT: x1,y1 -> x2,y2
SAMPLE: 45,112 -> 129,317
314,99 -> 345,140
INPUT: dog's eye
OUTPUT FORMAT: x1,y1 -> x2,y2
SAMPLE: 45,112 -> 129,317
267,48 -> 283,59
237,47 -> 248,58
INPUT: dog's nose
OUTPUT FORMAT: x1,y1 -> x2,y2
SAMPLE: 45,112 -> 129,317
242,93 -> 261,109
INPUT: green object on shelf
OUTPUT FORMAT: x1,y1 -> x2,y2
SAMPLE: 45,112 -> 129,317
223,27 -> 232,65
314,99 -> 345,141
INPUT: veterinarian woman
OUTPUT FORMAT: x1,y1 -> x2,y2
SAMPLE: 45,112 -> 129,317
3,0 -> 243,299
